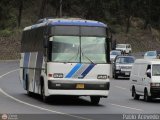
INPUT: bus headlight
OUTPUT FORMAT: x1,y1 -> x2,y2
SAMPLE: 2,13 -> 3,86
53,73 -> 63,78
116,66 -> 121,70
97,75 -> 108,79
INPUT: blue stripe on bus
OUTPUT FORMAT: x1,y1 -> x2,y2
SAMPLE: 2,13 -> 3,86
23,53 -> 30,89
23,53 -> 30,68
65,63 -> 82,78
49,21 -> 106,27
46,19 -> 107,27
80,64 -> 95,78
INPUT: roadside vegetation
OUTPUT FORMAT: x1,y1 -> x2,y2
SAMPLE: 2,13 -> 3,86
0,0 -> 160,59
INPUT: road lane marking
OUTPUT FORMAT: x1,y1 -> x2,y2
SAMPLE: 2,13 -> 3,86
0,88 -> 92,120
0,69 -> 92,120
110,103 -> 143,111
112,86 -> 144,111
114,86 -> 127,90
0,69 -> 20,79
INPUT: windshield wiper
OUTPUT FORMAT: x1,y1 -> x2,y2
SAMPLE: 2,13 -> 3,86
64,47 -> 95,64
66,54 -> 77,62
81,52 -> 94,64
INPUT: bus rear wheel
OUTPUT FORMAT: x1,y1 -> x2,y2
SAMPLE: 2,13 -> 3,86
26,75 -> 32,96
90,96 -> 100,105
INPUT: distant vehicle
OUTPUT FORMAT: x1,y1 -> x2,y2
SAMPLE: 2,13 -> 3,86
116,44 -> 132,54
130,59 -> 160,102
144,51 -> 160,59
113,56 -> 135,79
20,18 -> 111,105
110,50 -> 122,63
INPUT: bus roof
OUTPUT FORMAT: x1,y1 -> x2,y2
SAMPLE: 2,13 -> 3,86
24,18 -> 107,31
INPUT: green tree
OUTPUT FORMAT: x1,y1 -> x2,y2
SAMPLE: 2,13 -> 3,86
0,0 -> 16,30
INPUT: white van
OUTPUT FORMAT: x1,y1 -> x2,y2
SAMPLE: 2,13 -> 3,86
130,59 -> 160,102
116,44 -> 132,54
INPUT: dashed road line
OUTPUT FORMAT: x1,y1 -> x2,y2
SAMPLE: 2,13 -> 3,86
0,69 -> 19,79
112,86 -> 143,111
114,85 -> 127,90
109,103 -> 143,111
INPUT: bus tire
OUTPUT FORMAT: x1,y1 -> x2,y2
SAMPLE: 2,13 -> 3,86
26,75 -> 32,96
90,96 -> 100,105
115,73 -> 118,79
112,71 -> 115,78
41,80 -> 49,103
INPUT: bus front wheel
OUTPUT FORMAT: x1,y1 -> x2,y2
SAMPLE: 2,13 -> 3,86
41,84 -> 49,103
90,96 -> 100,105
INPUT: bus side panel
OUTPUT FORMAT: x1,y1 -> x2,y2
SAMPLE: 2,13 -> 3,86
40,58 -> 47,95
21,26 -> 46,93
20,53 -> 24,88
20,52 -> 30,90
34,52 -> 44,94
21,52 -> 45,94
28,52 -> 37,92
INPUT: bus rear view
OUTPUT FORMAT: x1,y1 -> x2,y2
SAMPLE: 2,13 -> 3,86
20,18 -> 111,105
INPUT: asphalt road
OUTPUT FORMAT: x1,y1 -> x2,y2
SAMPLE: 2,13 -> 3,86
0,61 -> 160,120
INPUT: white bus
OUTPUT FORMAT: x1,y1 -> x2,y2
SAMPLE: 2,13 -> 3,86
20,18 -> 111,104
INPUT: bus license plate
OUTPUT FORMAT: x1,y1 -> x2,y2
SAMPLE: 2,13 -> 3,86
76,84 -> 84,89
125,72 -> 130,75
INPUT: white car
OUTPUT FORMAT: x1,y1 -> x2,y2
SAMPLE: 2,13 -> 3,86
130,59 -> 160,102
144,51 -> 160,59
113,56 -> 135,79
116,44 -> 132,54
110,50 -> 122,63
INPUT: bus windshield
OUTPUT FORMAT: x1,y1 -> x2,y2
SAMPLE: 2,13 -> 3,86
49,36 -> 107,63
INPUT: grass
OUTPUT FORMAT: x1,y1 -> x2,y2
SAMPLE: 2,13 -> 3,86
113,26 -> 160,53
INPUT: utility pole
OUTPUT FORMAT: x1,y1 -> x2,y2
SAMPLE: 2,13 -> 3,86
60,0 -> 63,17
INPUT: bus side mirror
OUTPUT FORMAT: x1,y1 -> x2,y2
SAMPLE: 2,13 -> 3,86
44,36 -> 49,48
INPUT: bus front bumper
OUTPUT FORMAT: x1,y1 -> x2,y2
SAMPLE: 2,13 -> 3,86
48,90 -> 109,97
47,80 -> 110,97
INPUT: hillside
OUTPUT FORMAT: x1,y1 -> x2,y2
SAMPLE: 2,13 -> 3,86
113,26 -> 160,53
0,32 -> 21,60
